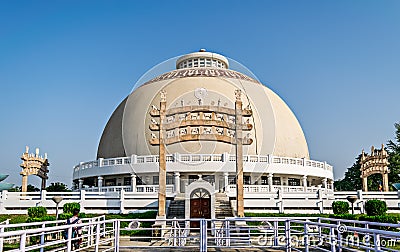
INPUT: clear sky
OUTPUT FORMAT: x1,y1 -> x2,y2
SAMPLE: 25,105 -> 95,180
1,1 -> 399,187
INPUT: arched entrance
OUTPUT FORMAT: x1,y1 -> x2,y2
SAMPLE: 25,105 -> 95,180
190,188 -> 211,228
360,145 -> 390,192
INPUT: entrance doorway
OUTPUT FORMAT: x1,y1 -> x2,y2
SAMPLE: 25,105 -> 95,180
190,188 -> 211,228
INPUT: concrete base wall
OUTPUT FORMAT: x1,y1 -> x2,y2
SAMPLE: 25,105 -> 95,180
1,189 -> 399,215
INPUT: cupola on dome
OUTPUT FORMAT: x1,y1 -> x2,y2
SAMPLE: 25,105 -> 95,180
176,49 -> 229,69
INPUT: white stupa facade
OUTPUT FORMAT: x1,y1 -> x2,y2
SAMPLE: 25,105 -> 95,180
72,50 -> 334,217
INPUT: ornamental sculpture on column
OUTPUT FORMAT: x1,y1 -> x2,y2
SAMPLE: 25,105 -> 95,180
148,89 -> 253,218
360,144 -> 390,192
20,146 -> 50,192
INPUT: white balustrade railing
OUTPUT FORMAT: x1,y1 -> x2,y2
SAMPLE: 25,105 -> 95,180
74,185 -> 176,194
0,185 -> 177,214
74,153 -> 333,172
226,184 -> 333,194
244,185 -> 271,193
85,185 -> 132,192
135,185 -> 174,193
1,187 -> 399,215
5,191 -> 42,200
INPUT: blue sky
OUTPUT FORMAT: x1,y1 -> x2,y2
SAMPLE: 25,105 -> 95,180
1,1 -> 399,187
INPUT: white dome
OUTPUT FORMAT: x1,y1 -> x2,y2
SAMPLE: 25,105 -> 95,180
97,52 -> 309,160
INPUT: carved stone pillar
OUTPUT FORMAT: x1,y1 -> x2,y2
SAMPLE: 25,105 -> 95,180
383,173 -> 389,192
235,89 -> 244,217
158,90 -> 167,218
21,175 -> 28,193
174,172 -> 180,193
362,177 -> 368,192
41,178 -> 46,191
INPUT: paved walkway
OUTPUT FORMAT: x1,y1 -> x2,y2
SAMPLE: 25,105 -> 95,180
117,247 -> 327,252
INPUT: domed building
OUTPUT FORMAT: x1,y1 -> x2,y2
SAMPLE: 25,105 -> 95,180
73,50 -> 334,217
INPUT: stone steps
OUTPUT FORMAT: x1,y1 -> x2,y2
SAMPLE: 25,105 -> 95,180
168,193 -> 233,219
167,199 -> 185,219
215,193 -> 234,219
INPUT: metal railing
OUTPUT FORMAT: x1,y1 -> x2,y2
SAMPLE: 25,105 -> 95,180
0,215 -> 108,252
0,215 -> 106,233
1,217 -> 399,251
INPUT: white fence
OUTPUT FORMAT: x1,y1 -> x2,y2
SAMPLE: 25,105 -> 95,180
0,185 -> 175,215
1,217 -> 400,252
0,216 -> 108,252
226,184 -> 326,193
1,187 -> 399,215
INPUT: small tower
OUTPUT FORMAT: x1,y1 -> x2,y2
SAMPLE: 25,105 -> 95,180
360,144 -> 390,192
20,146 -> 50,192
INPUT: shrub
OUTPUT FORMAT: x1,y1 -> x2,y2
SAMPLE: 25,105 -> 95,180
59,213 -> 73,220
63,202 -> 80,214
365,200 -> 387,216
332,201 -> 349,215
8,215 -> 28,224
106,211 -> 157,220
359,215 -> 399,231
359,215 -> 399,224
27,206 -> 47,219
27,215 -> 56,223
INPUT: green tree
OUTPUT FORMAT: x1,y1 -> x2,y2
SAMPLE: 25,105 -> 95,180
9,184 -> 41,192
387,122 -> 400,190
46,182 -> 71,192
16,184 -> 40,192
366,173 -> 382,191
8,186 -> 20,192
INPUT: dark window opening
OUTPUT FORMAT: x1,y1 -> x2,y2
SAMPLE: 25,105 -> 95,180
124,177 -> 131,186
288,178 -> 300,186
244,176 -> 251,185
273,177 -> 281,186
105,178 -> 116,186
261,176 -> 268,185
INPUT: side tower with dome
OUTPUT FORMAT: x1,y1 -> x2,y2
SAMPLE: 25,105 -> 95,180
73,50 -> 334,217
